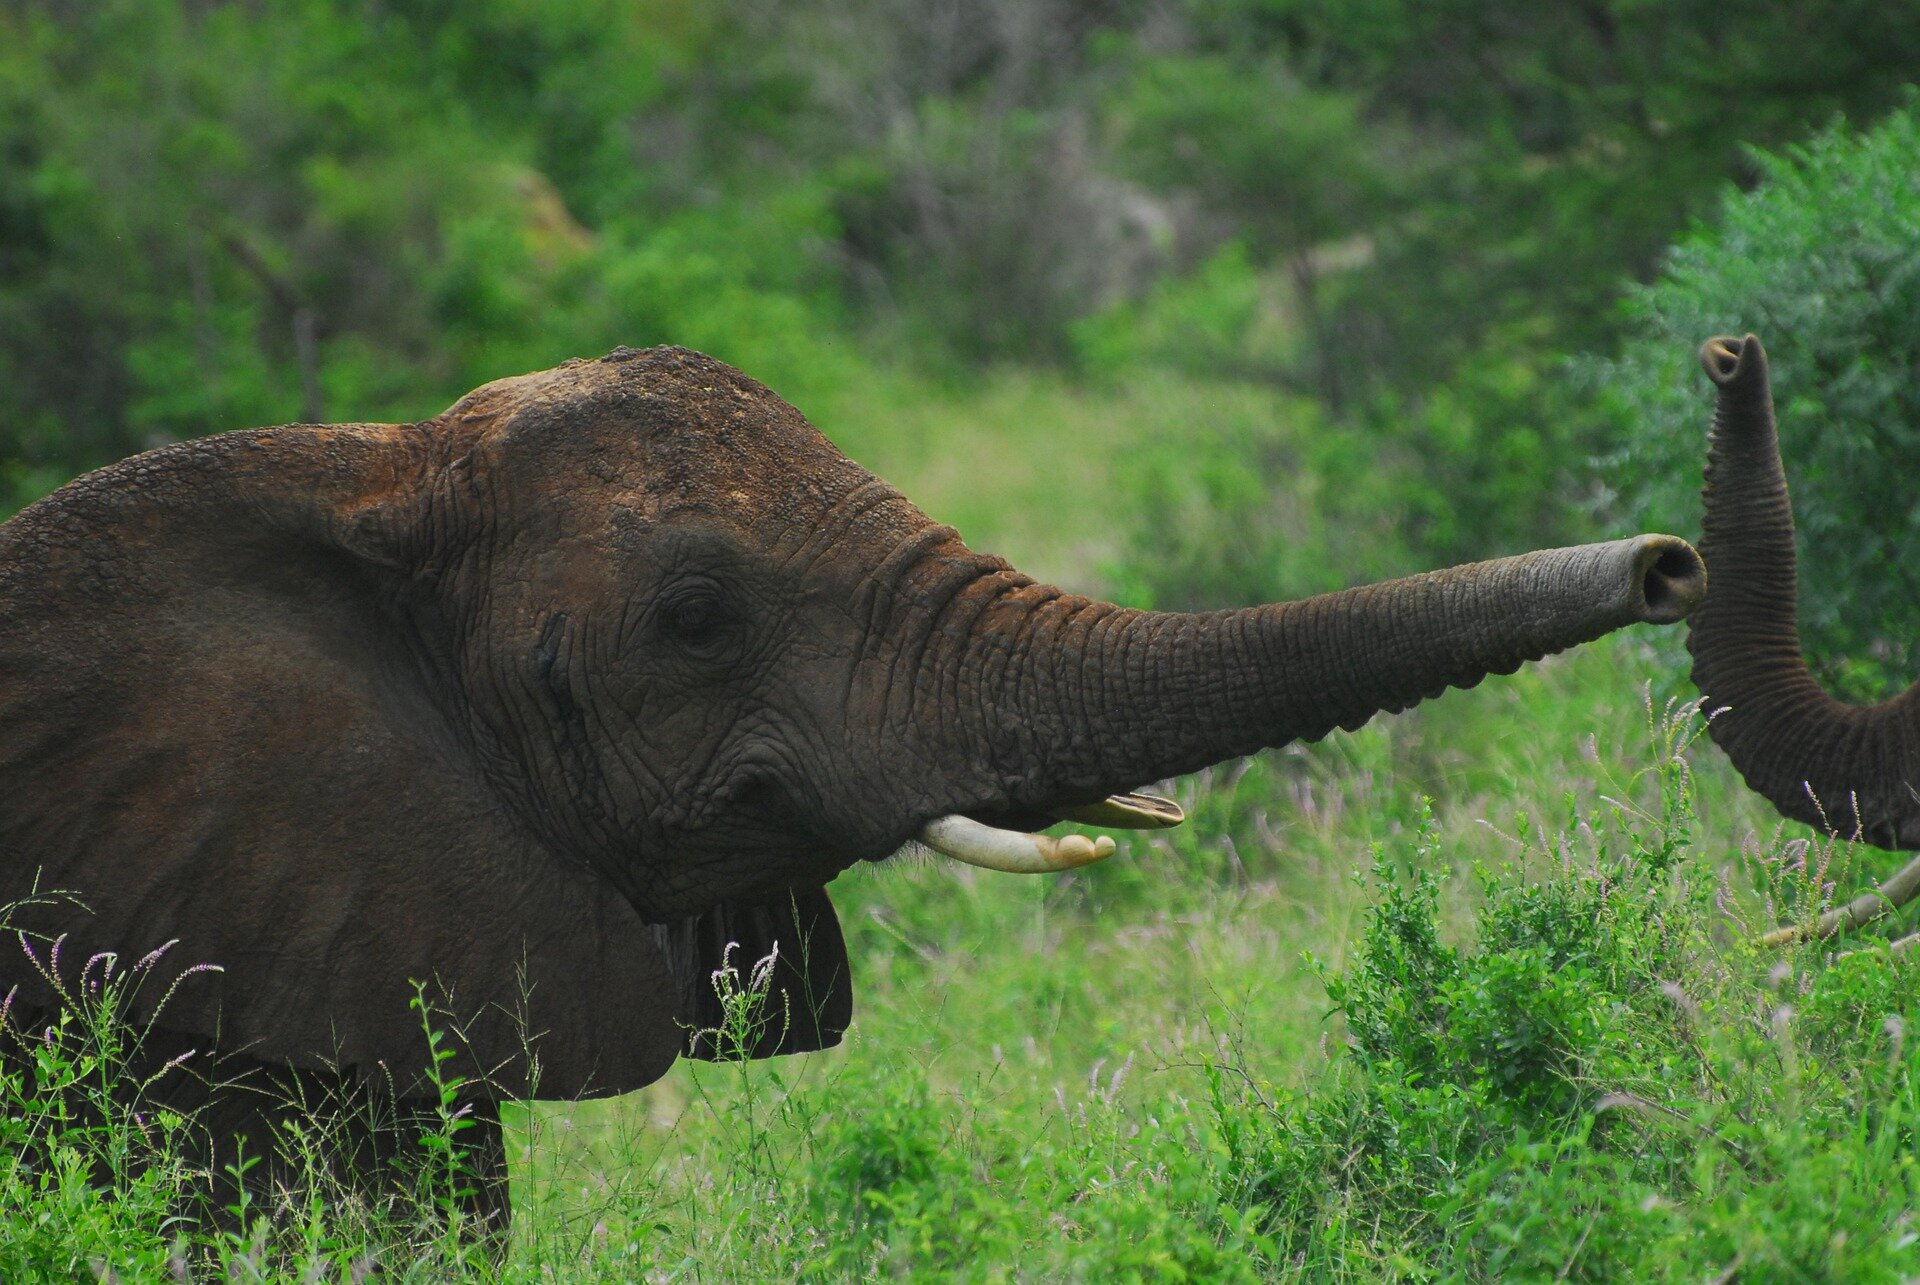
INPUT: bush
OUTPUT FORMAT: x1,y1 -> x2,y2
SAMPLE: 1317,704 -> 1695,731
1594,99 -> 1920,693
1181,698 -> 1920,1280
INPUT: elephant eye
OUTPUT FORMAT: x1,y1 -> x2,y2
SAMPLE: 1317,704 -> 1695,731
657,580 -> 735,651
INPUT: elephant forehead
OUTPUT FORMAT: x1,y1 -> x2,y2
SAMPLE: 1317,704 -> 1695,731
437,350 -> 948,558
451,349 -> 877,514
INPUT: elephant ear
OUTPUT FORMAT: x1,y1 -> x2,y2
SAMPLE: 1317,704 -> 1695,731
0,421 -> 699,1101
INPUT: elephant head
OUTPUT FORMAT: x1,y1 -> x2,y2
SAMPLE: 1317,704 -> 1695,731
1689,334 -> 1920,852
0,345 -> 1706,1111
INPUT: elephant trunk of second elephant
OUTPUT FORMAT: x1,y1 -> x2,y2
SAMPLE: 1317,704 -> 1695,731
950,533 -> 1705,815
1687,334 -> 1920,850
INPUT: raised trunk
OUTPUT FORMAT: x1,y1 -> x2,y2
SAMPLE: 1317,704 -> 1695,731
948,533 -> 1704,813
1686,333 -> 1920,850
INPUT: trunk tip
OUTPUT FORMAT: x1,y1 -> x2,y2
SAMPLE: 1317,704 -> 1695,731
1699,333 -> 1767,391
1633,534 -> 1708,624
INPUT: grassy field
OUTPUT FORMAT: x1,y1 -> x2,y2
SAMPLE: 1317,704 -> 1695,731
9,370 -> 1920,1281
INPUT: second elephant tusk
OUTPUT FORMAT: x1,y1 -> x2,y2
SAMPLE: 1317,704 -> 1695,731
917,814 -> 1117,874
1050,791 -> 1186,830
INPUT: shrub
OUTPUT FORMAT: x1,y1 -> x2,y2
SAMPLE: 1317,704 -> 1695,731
1182,697 -> 1920,1279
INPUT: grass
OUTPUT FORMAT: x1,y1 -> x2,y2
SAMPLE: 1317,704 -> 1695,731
11,368 -> 1920,1278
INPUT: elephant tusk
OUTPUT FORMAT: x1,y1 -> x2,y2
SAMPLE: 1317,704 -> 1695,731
1050,791 -> 1185,830
917,814 -> 1118,874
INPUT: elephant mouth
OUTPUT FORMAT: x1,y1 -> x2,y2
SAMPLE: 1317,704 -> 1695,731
911,790 -> 1184,874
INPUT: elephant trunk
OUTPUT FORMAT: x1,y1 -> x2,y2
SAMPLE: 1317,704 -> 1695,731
1687,333 -> 1920,850
930,533 -> 1704,830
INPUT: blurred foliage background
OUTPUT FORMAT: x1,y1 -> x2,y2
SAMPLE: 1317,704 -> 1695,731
1,0 -> 1916,669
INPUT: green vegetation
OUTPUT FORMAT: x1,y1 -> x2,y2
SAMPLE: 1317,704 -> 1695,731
1597,102 -> 1920,694
4,0 -> 1920,1277
5,0 -> 1917,564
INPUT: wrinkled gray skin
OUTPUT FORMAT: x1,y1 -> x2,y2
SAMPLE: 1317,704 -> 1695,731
0,346 -> 1705,1234
1690,334 -> 1920,850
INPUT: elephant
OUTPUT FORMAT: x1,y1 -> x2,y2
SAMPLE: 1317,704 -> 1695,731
0,343 -> 1707,1236
1690,334 -> 1920,946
